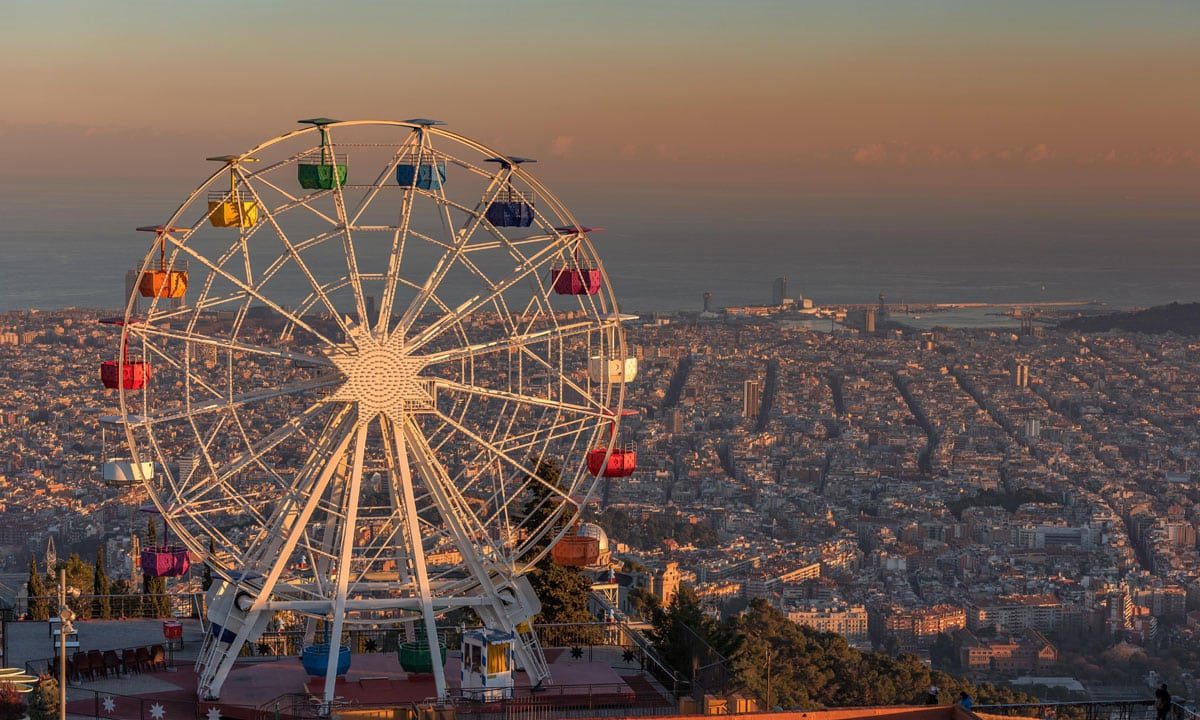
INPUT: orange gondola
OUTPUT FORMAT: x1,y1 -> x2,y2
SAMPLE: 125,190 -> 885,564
136,226 -> 187,299
551,533 -> 601,567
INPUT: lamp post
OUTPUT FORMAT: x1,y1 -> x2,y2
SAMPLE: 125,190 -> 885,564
57,570 -> 79,720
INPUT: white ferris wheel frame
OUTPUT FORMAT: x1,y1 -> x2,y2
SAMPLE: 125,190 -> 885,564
110,120 -> 631,704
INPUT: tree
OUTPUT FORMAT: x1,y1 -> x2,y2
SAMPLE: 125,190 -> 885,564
57,553 -> 94,617
25,677 -> 58,720
648,584 -> 736,686
520,457 -> 602,642
143,518 -> 171,617
201,538 -> 215,591
26,557 -> 49,621
0,682 -> 24,720
725,601 -> 1038,711
94,547 -> 112,619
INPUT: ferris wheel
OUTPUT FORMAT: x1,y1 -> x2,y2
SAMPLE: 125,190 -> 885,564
101,119 -> 637,704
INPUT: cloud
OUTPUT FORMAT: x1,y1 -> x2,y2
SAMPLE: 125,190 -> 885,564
1023,143 -> 1054,162
852,143 -> 889,166
550,135 -> 573,157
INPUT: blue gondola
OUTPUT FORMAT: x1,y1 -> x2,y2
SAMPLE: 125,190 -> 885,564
301,644 -> 351,676
396,161 -> 447,190
485,191 -> 535,227
484,156 -> 537,227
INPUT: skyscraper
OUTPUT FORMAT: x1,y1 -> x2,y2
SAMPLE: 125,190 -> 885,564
864,307 -> 876,334
1014,357 -> 1031,389
743,379 -> 762,419
771,277 -> 788,306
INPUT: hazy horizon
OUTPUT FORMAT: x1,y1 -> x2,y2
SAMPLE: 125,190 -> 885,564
1,1 -> 1197,312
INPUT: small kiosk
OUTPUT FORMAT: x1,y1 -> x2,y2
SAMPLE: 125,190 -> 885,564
461,628 -> 515,701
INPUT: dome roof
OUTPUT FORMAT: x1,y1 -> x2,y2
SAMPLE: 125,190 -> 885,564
577,522 -> 609,552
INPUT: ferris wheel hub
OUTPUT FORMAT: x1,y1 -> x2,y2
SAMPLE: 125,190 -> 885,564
325,323 -> 432,418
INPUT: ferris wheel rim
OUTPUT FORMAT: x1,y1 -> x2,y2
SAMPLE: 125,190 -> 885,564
113,118 -> 629,594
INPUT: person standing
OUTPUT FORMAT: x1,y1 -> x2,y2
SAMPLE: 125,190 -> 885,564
960,692 -> 973,712
927,684 -> 940,705
1155,684 -> 1171,720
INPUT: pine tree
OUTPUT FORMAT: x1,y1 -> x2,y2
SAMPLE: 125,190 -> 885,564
94,547 -> 112,619
60,553 -> 94,618
26,677 -> 59,720
518,457 -> 602,642
201,538 -> 214,591
26,556 -> 49,621
142,519 -> 170,617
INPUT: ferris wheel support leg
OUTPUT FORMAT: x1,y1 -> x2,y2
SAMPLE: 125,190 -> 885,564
306,449 -> 350,648
392,420 -> 449,700
199,413 -> 357,700
382,418 -> 418,645
323,422 -> 369,705
399,418 -> 552,690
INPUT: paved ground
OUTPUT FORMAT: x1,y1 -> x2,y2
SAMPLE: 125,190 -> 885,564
5,618 -> 206,671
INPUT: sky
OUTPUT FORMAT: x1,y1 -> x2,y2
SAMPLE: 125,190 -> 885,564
0,0 -> 1198,309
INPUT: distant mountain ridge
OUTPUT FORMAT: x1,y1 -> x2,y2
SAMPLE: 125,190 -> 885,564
1058,302 -> 1200,335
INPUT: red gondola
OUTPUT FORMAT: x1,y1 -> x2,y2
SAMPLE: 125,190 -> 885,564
551,267 -> 601,295
98,319 -> 149,390
551,534 -> 601,567
586,444 -> 637,477
141,546 -> 190,577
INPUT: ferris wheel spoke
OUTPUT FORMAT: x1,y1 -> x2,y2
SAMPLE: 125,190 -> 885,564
130,323 -> 334,368
402,240 -> 576,355
427,407 -> 576,512
419,319 -> 595,367
347,133 -> 420,227
432,377 -> 610,420
243,407 -> 357,575
324,132 -> 370,329
204,401 -> 336,487
396,169 -> 514,336
234,166 -> 355,342
160,232 -> 344,352
137,374 -> 342,428
132,332 -> 225,403
459,233 -> 555,254
243,167 -> 340,226
397,416 -> 509,569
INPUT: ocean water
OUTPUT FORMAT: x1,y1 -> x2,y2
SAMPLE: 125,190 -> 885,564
1,178 -> 1197,317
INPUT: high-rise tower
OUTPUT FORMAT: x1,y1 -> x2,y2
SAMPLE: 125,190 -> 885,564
743,379 -> 763,419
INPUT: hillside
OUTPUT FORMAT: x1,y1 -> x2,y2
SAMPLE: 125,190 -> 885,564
1058,302 -> 1200,335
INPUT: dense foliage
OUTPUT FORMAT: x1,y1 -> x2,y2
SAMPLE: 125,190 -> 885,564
27,557 -> 49,621
948,487 -> 1059,518
142,519 -> 172,617
598,507 -> 719,551
1057,302 -> 1200,336
521,458 -> 602,641
26,677 -> 59,720
650,592 -> 1036,710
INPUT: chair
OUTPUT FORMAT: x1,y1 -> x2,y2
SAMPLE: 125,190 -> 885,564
122,648 -> 139,675
104,650 -> 121,678
150,644 -> 167,671
88,649 -> 105,679
135,646 -> 152,672
72,651 -> 91,681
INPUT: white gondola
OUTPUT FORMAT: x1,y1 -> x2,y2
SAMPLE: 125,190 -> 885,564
588,355 -> 638,383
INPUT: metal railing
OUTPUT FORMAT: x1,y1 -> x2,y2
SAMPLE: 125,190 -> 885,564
262,684 -> 674,720
976,698 -> 1197,720
15,591 -> 203,620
